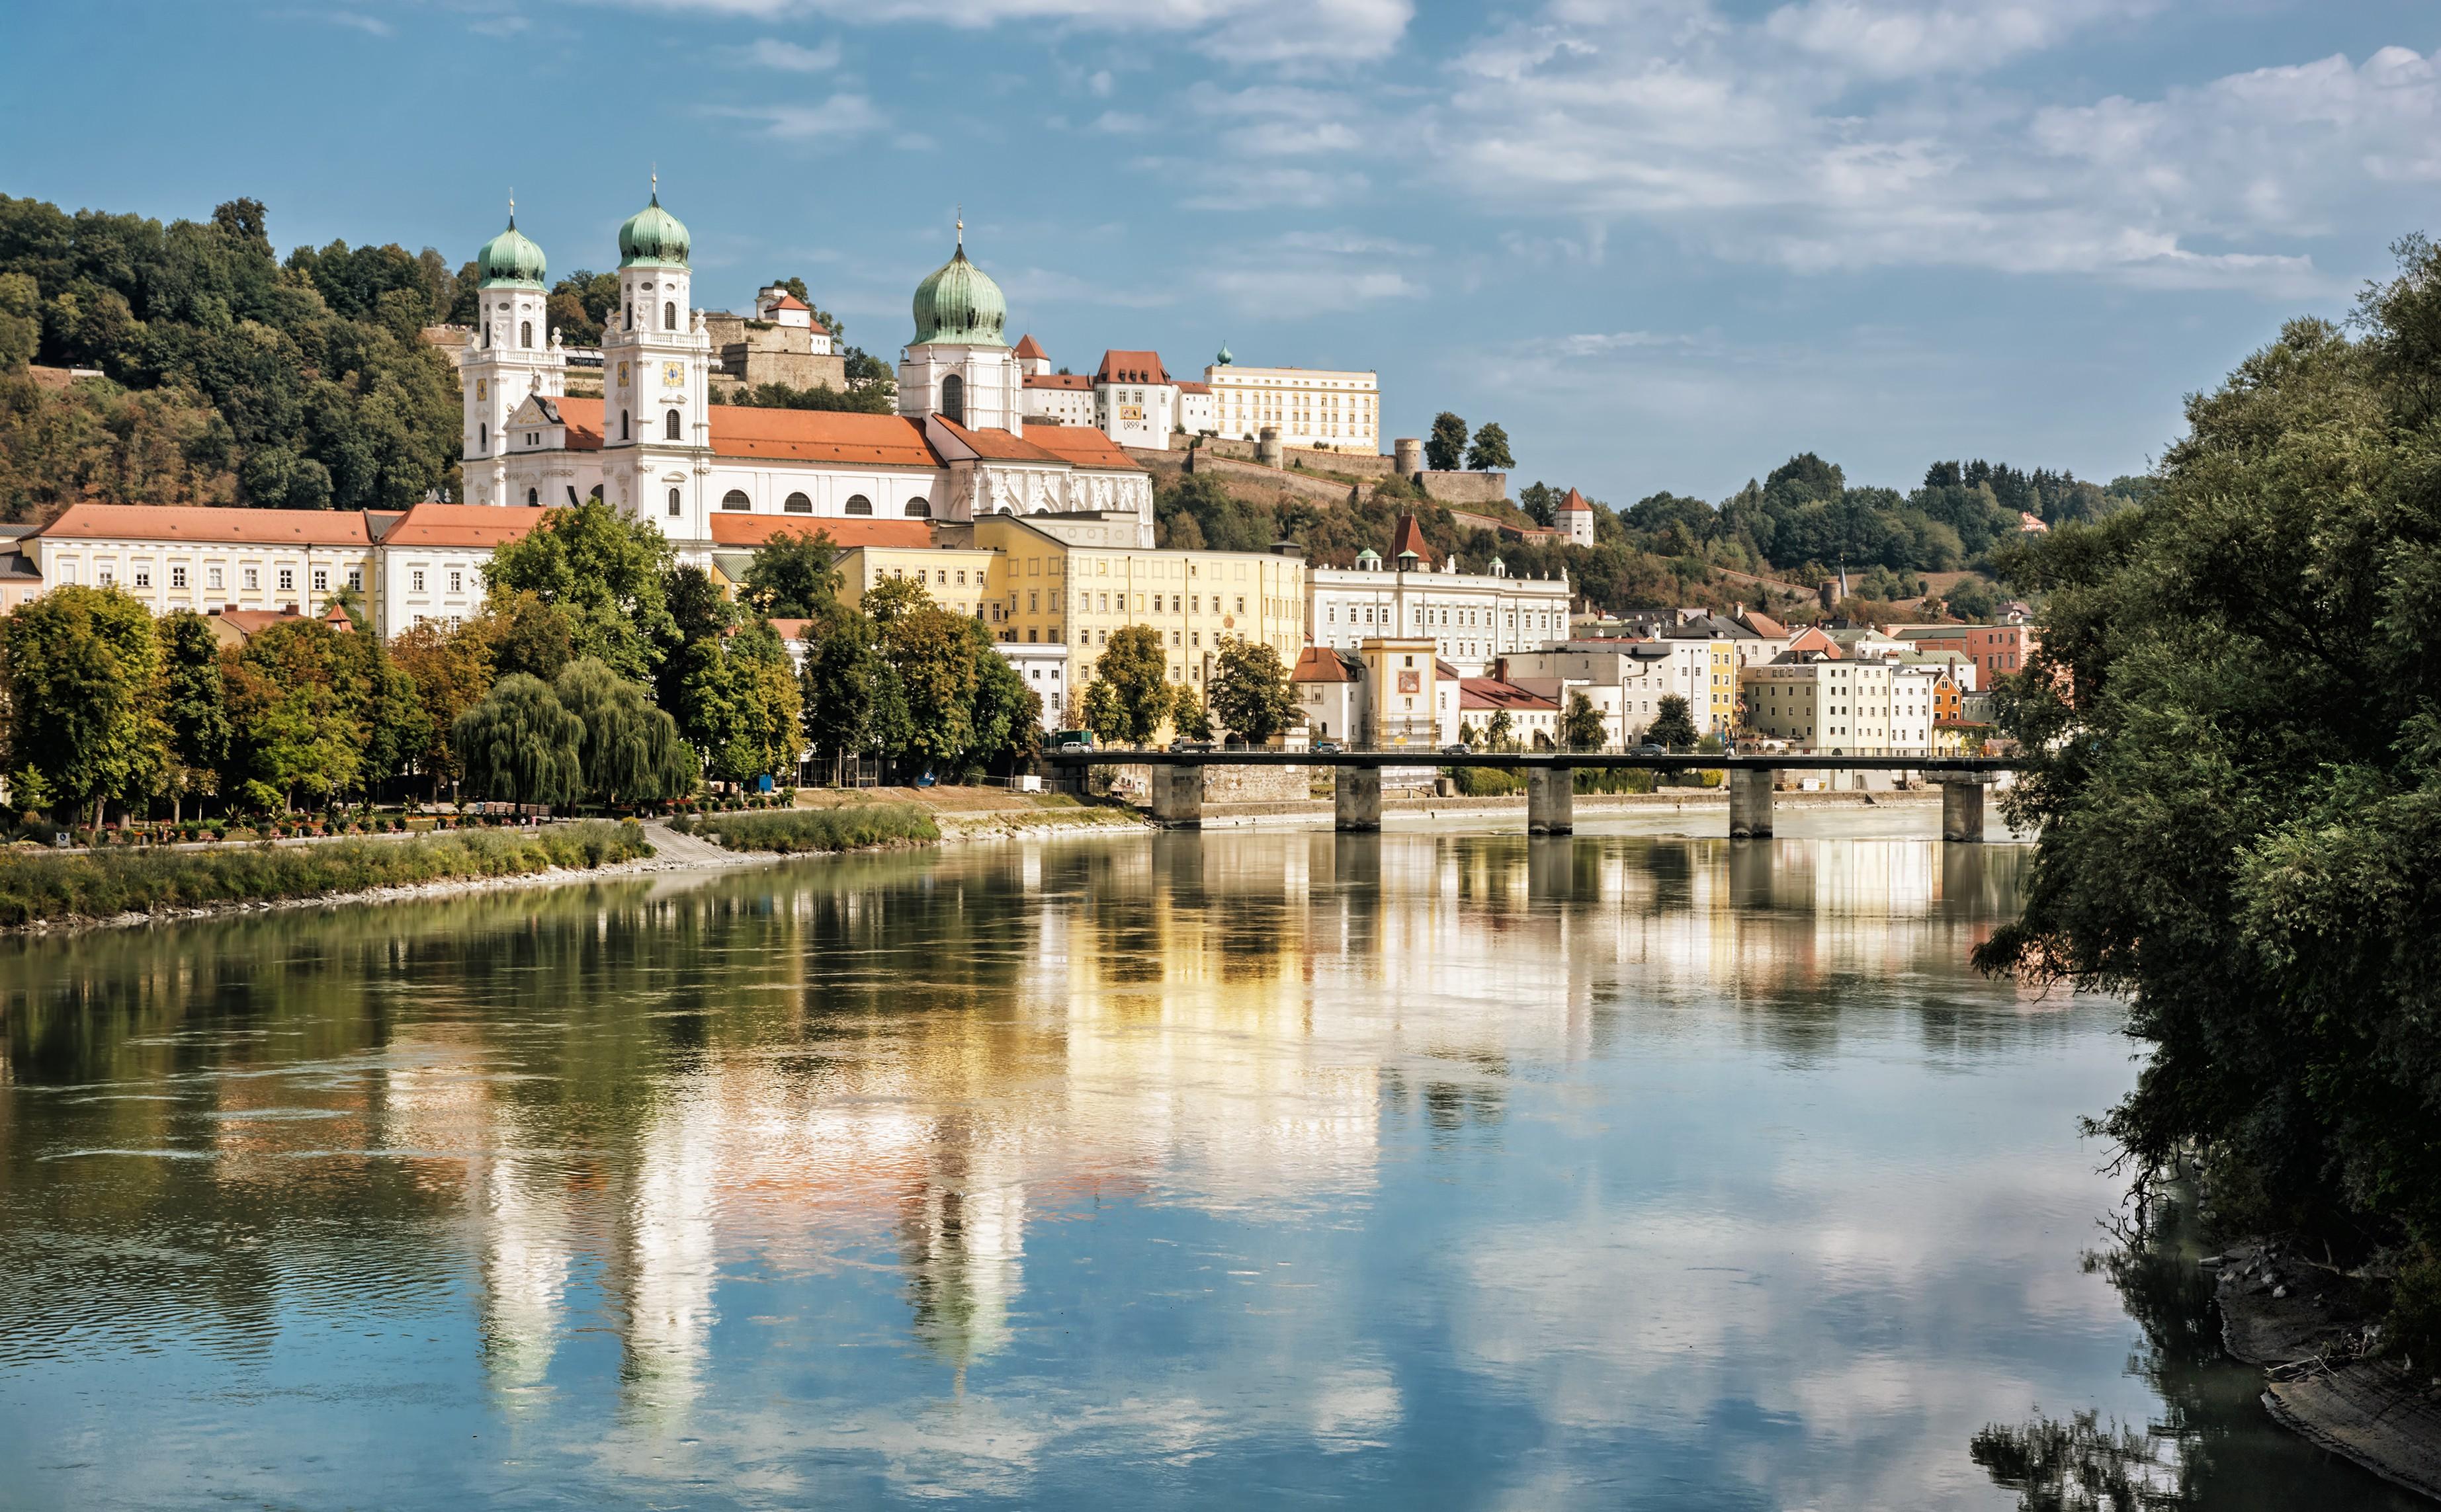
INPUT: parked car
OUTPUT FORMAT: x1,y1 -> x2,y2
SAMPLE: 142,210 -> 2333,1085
1050,729 -> 1097,753
1441,743 -> 1473,757
1170,739 -> 1215,753
1631,742 -> 1670,756
1312,739 -> 1344,755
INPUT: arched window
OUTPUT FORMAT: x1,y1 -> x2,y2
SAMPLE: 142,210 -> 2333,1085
845,494 -> 873,517
940,373 -> 964,425
589,483 -> 603,502
520,319 -> 533,349
664,409 -> 681,441
663,301 -> 676,331
482,322 -> 492,349
526,487 -> 538,507
624,302 -> 634,331
783,492 -> 812,514
621,409 -> 630,441
904,497 -> 931,518
478,421 -> 487,451
667,488 -> 681,517
722,489 -> 751,511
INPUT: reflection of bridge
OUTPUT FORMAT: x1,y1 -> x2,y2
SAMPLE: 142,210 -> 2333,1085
1045,751 -> 2030,841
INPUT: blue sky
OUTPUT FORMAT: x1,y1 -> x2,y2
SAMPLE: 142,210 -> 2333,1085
5,1 -> 2436,505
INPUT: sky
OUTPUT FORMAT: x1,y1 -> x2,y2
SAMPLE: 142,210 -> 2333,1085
4,0 -> 2438,506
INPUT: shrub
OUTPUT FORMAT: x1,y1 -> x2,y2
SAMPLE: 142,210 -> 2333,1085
689,804 -> 936,855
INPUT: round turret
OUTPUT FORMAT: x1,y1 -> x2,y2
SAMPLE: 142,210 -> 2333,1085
617,188 -> 691,269
911,243 -> 1007,347
476,216 -> 546,289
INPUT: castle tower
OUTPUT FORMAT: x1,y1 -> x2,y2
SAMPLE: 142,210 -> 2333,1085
898,218 -> 1019,434
1559,487 -> 1596,547
461,204 -> 563,506
599,180 -> 712,538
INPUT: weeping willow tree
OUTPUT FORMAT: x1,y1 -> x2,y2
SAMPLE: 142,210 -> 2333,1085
552,658 -> 696,806
451,673 -> 583,809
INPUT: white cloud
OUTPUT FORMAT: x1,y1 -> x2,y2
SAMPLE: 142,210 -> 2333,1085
734,36 -> 841,71
284,9 -> 394,36
1760,0 -> 2146,81
1206,230 -> 1428,316
576,0 -> 1410,65
712,93 -> 886,142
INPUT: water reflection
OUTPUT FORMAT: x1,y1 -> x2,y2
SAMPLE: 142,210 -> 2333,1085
0,831 -> 2393,1508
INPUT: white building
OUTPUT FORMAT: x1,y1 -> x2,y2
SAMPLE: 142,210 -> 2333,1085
1011,339 -> 1217,452
1307,516 -> 1571,677
462,196 -> 1156,552
1740,656 -> 1896,755
998,642 -> 1072,730
1204,349 -> 1379,451
1500,641 -> 1721,745
1557,487 -> 1596,546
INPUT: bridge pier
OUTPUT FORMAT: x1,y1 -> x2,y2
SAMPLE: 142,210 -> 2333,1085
1150,765 -> 1205,828
1729,767 -> 1775,838
1939,776 -> 1986,843
1527,767 -> 1574,835
1334,766 -> 1382,832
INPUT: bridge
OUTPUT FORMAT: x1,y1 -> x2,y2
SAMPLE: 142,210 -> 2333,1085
1041,749 -> 2030,841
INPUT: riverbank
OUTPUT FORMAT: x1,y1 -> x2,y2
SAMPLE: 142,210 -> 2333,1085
2213,1241 -> 2441,1499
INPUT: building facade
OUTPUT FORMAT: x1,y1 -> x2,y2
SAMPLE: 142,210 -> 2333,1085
1203,352 -> 1379,451
1307,517 -> 1570,677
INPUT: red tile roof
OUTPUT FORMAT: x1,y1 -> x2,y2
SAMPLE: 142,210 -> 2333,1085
1738,609 -> 1791,639
540,396 -> 604,450
935,417 -> 1063,464
1176,380 -> 1210,394
1095,349 -> 1169,385
1559,487 -> 1592,513
1021,425 -> 1145,472
1013,333 -> 1048,362
1458,678 -> 1558,712
1025,373 -> 1092,390
380,502 -> 548,549
768,293 -> 810,311
1390,513 -> 1437,568
765,617 -> 816,643
710,406 -> 941,469
707,515 -> 933,549
1292,646 -> 1351,683
34,503 -> 377,546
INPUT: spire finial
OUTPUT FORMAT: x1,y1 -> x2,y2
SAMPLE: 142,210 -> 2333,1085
650,165 -> 659,206
507,189 -> 515,228
955,204 -> 963,250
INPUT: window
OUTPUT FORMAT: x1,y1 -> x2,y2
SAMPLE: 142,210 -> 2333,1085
941,373 -> 964,425
845,494 -> 872,516
667,488 -> 682,517
411,569 -> 426,593
520,319 -> 533,349
133,568 -> 151,589
624,302 -> 634,329
956,571 -> 967,586
347,567 -> 362,592
665,409 -> 681,441
207,568 -> 222,590
479,421 -> 487,451
482,322 -> 492,348
783,492 -> 812,514
722,489 -> 751,511
449,571 -> 463,594
527,488 -> 539,507
312,569 -> 328,593
277,569 -> 294,591
621,410 -> 631,441
243,568 -> 259,591
664,302 -> 676,331
904,497 -> 930,518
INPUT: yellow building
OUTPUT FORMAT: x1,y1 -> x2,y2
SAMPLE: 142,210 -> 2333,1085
1707,640 -> 1736,732
970,515 -> 1305,689
831,541 -> 1006,628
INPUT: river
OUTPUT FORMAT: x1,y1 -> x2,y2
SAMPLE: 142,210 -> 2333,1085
0,817 -> 2417,1509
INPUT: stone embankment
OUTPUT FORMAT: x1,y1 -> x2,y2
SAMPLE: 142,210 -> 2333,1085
2210,1241 -> 2441,1500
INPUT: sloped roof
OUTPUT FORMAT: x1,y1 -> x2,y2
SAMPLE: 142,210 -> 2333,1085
710,405 -> 941,469
538,396 -> 604,450
768,292 -> 810,311
1013,333 -> 1048,362
1390,513 -> 1436,568
1095,349 -> 1170,385
380,502 -> 548,549
1022,425 -> 1145,472
765,617 -> 816,643
933,417 -> 1064,464
1458,678 -> 1559,712
1176,380 -> 1211,395
1024,373 -> 1093,390
1738,609 -> 1791,638
1291,645 -> 1351,683
1559,487 -> 1592,513
34,503 -> 377,546
707,515 -> 933,550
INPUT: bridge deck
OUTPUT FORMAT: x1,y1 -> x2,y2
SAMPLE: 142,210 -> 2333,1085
1043,750 -> 2023,773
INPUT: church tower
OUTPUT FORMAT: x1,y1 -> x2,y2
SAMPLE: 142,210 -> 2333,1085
461,204 -> 562,506
600,180 -> 712,538
898,220 -> 1019,434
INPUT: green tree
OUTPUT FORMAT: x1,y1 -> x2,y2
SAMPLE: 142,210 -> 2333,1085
742,528 -> 841,617
352,634 -> 431,796
1426,411 -> 1469,472
474,591 -> 578,683
1563,691 -> 1606,751
1206,636 -> 1297,744
544,270 -> 619,347
1647,693 -> 1697,750
552,657 -> 695,805
798,607 -> 890,767
862,573 -> 931,626
1466,421 -> 1515,472
222,619 -> 367,812
1485,708 -> 1516,751
156,611 -> 230,821
389,619 -> 494,797
879,605 -> 981,775
1172,685 -> 1213,741
0,586 -> 169,825
968,634 -> 1041,772
452,673 -> 583,809
482,497 -> 677,680
723,381 -> 895,415
0,272 -> 38,371
1095,624 -> 1173,744
1080,679 -> 1125,744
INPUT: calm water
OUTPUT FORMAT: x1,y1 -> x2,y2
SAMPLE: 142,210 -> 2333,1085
0,819 -> 2414,1509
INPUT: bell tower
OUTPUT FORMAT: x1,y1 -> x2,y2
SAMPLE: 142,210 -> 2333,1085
461,198 -> 562,506
899,216 -> 1019,435
600,176 -> 712,538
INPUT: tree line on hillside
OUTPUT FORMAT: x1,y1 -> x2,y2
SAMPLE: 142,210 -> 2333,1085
0,193 -> 883,520
1980,233 -> 2441,1361
0,503 -> 1041,827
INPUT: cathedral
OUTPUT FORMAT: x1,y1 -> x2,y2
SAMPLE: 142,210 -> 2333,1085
455,189 -> 1154,557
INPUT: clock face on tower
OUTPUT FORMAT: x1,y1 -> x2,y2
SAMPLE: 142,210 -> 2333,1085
662,362 -> 685,390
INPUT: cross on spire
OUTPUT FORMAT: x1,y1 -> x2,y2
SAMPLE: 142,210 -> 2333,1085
955,205 -> 964,249
650,165 -> 659,204
507,189 -> 515,227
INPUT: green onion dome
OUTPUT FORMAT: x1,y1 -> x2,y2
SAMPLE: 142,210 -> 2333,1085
617,189 -> 691,270
475,216 -> 546,290
910,244 -> 1007,347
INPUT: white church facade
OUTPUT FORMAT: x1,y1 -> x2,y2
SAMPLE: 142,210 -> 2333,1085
456,193 -> 1154,555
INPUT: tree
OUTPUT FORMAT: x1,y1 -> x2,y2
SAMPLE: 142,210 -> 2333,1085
474,591 -> 577,683
1467,422 -> 1514,472
1080,679 -> 1125,744
452,673 -> 583,809
482,497 -> 677,681
1975,234 -> 2441,1349
723,381 -> 894,415
1563,691 -> 1606,751
968,637 -> 1041,772
0,272 -> 38,372
716,619 -> 805,784
390,619 -> 494,797
552,657 -> 694,805
1426,411 -> 1469,472
798,607 -> 890,767
1095,624 -> 1172,744
1647,693 -> 1697,749
878,605 -> 981,775
0,586 -> 169,825
742,528 -> 841,617
1485,708 -> 1516,750
1171,685 -> 1213,741
222,619 -> 367,812
1206,636 -> 1297,745
352,634 -> 431,797
156,611 -> 230,822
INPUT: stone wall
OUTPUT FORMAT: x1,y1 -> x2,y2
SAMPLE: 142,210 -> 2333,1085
1417,470 -> 1510,506
1204,764 -> 1310,804
1178,449 -> 1357,506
